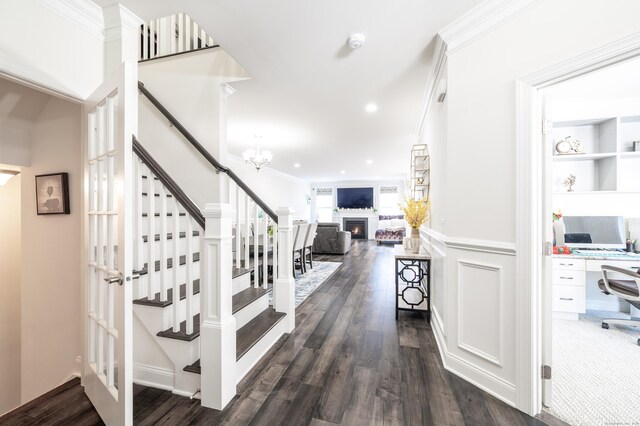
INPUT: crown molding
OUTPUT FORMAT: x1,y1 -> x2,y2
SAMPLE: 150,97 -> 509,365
439,0 -> 545,54
36,0 -> 104,39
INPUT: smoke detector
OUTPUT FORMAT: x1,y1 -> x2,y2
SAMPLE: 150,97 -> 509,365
347,33 -> 366,49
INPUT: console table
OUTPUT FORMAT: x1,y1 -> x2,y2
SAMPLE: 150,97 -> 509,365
393,245 -> 431,321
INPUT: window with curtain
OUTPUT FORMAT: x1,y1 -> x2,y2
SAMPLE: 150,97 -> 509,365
379,186 -> 400,215
315,188 -> 333,222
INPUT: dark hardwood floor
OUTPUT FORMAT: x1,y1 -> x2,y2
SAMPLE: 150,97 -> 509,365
0,241 -> 559,425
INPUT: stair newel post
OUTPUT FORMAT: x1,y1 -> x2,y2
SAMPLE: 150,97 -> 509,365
200,203 -> 236,410
275,207 -> 296,332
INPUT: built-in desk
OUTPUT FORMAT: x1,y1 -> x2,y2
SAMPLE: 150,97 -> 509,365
552,254 -> 640,320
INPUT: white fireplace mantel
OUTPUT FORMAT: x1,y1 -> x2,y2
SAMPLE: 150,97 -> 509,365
332,209 -> 378,240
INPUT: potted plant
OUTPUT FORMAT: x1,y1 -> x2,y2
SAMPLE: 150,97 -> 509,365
399,197 -> 430,253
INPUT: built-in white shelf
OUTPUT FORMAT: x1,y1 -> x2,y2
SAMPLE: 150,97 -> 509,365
552,153 -> 616,162
551,114 -> 639,193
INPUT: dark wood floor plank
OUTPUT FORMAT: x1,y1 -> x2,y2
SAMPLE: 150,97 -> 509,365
0,241 -> 563,426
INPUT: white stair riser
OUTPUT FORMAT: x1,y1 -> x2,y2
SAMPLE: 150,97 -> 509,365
134,294 -> 200,333
234,293 -> 269,330
235,318 -> 287,384
232,273 -> 251,295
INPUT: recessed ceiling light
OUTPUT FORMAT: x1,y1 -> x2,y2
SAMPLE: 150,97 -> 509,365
294,163 -> 300,168
365,103 -> 378,113
340,170 -> 346,174
366,159 -> 373,165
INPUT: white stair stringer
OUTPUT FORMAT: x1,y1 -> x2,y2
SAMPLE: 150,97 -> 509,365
235,316 -> 288,384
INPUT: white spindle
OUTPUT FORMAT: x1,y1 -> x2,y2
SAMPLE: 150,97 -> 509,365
185,218 -> 194,335
185,14 -> 191,51
141,23 -> 148,60
169,14 -> 176,54
235,185 -> 241,268
193,21 -> 199,49
149,19 -> 156,59
159,185 -> 168,302
172,200 -> 180,332
263,216 -> 268,287
201,28 -> 206,47
177,13 -> 184,54
254,204 -> 259,286
244,195 -> 250,269
146,168 -> 156,300
209,36 -> 215,46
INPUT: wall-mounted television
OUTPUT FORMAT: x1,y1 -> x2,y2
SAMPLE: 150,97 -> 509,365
563,216 -> 626,249
337,187 -> 374,209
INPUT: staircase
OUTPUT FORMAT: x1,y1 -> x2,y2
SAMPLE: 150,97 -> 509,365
130,14 -> 296,411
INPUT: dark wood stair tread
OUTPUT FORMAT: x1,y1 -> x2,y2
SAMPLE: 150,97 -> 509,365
232,266 -> 253,279
133,280 -> 200,307
141,192 -> 173,197
157,314 -> 200,341
236,309 -> 286,361
142,231 -> 200,242
183,359 -> 200,374
232,287 -> 269,314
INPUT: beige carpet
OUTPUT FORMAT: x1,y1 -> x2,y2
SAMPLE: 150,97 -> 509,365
547,310 -> 640,425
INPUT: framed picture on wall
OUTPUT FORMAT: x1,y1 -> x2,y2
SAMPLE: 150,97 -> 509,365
35,173 -> 70,215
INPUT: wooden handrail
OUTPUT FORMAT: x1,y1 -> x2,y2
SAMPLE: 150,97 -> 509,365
133,136 -> 206,229
138,81 -> 278,224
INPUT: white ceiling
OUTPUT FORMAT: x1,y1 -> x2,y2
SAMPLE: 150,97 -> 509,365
105,0 -> 483,181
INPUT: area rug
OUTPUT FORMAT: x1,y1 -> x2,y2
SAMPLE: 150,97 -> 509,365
546,310 -> 640,425
268,261 -> 341,307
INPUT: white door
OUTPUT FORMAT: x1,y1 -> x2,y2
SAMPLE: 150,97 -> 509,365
541,93 -> 554,407
82,62 -> 135,425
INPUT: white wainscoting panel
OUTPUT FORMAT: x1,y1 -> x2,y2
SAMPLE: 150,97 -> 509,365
457,260 -> 503,366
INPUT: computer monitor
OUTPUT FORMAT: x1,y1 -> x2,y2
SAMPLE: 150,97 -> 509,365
562,216 -> 626,249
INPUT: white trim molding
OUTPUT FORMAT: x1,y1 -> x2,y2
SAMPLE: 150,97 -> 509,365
515,32 -> 640,416
133,363 -> 175,392
417,0 -> 545,136
457,260 -> 504,367
36,0 -> 104,39
423,227 -> 516,256
439,0 -> 545,54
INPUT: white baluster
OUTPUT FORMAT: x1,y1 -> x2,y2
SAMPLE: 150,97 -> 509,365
254,203 -> 259,286
159,185 -> 168,302
244,194 -> 250,269
177,13 -> 184,54
172,200 -> 180,332
146,168 -> 156,301
273,222 -> 278,296
193,21 -> 199,49
185,14 -> 191,51
185,217 -> 194,335
141,23 -> 148,60
169,14 -> 176,55
149,19 -> 156,59
201,28 -> 207,47
263,216 -> 268,287
235,185 -> 241,269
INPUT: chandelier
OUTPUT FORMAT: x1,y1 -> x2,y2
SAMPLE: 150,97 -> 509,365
242,138 -> 272,171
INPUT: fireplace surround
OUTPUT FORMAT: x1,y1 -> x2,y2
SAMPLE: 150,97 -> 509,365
343,218 -> 368,240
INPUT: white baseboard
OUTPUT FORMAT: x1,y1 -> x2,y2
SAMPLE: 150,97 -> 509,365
133,363 -> 174,391
431,314 -> 517,408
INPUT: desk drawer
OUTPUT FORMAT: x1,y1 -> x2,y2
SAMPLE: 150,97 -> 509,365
552,269 -> 585,286
552,258 -> 585,270
586,259 -> 640,272
552,285 -> 586,314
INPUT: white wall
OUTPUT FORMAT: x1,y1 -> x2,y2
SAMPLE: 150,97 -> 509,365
228,156 -> 310,221
0,175 -> 22,415
20,97 -> 81,403
421,0 -> 640,412
0,0 -> 104,100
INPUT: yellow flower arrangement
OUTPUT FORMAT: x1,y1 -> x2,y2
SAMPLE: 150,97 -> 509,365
399,197 -> 430,229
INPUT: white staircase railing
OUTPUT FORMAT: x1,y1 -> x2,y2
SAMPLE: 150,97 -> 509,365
139,13 -> 218,62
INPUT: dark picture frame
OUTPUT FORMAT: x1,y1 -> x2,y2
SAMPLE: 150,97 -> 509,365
35,172 -> 70,215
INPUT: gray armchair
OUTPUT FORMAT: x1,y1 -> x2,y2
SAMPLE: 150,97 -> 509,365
599,265 -> 640,346
312,223 -> 351,255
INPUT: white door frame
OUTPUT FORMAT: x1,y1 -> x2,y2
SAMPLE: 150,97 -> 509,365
515,32 -> 640,415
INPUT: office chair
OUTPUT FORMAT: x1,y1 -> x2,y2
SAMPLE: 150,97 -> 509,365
598,265 -> 640,346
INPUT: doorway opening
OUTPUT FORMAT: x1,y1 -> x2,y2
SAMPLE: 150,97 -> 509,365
538,57 -> 640,425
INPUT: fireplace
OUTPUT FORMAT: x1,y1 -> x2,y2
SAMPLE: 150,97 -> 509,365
343,218 -> 368,240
